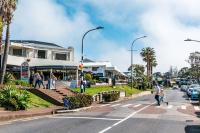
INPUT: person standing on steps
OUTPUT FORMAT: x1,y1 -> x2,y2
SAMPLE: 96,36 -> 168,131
39,72 -> 45,89
34,72 -> 41,89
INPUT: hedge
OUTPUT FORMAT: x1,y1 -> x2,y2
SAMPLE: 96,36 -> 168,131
65,94 -> 93,109
102,91 -> 120,102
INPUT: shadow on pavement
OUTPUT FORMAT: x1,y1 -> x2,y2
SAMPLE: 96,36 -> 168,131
194,111 -> 200,118
182,93 -> 189,100
185,125 -> 200,133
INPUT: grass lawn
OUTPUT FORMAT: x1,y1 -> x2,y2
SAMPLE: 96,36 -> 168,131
73,85 -> 143,96
28,92 -> 53,108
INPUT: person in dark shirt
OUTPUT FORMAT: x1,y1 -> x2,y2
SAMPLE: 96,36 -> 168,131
39,72 -> 45,89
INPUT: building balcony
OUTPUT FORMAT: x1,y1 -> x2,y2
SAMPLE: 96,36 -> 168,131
7,55 -> 78,67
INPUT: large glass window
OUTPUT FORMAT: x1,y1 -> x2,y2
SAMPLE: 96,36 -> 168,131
13,48 -> 23,56
38,50 -> 46,59
55,53 -> 67,60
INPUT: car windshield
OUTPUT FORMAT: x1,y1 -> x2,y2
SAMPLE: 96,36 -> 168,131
189,84 -> 200,88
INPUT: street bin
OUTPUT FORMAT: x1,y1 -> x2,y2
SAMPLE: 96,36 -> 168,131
63,98 -> 71,109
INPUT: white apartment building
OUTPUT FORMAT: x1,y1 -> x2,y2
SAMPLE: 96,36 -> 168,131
83,58 -> 127,83
1,40 -> 78,80
189,51 -> 200,67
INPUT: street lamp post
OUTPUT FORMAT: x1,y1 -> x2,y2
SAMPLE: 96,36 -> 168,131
80,26 -> 104,93
184,38 -> 200,43
130,36 -> 147,89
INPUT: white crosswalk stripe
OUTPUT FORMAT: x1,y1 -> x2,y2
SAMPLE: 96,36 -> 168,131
194,106 -> 200,111
100,104 -> 110,107
181,105 -> 186,110
133,104 -> 141,107
111,104 -> 121,107
121,104 -> 132,108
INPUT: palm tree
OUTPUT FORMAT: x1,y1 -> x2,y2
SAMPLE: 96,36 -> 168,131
140,47 -> 156,79
0,0 -> 18,84
0,16 -> 3,69
150,58 -> 157,75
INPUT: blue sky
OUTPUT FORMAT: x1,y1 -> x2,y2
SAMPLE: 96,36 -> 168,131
7,0 -> 200,72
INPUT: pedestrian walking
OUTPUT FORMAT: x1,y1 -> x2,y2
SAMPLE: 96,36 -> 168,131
83,79 -> 87,92
160,88 -> 164,103
159,88 -> 169,106
154,83 -> 161,106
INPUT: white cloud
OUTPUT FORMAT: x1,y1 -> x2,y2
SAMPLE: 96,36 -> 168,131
87,0 -> 200,72
10,0 -> 94,61
8,0 -> 200,73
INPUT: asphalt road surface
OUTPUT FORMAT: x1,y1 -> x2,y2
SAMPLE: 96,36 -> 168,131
0,89 -> 200,133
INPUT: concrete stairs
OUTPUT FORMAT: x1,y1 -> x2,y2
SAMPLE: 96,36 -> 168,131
28,81 -> 77,106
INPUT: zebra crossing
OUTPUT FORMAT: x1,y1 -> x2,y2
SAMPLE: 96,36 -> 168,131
98,103 -> 200,111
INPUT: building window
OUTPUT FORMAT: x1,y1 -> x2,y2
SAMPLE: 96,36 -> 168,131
38,50 -> 46,59
13,48 -> 23,56
55,53 -> 67,60
92,67 -> 98,71
66,52 -> 70,61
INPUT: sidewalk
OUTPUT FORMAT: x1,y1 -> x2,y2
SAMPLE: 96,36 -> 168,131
0,106 -> 62,122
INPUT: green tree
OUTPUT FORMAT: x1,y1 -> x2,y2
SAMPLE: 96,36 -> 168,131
84,73 -> 92,81
128,64 -> 145,77
0,0 -> 18,84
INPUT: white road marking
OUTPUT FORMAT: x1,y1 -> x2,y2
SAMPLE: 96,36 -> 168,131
194,106 -> 200,111
133,104 -> 141,107
0,122 -> 12,126
100,104 -> 111,107
167,105 -> 173,109
51,116 -> 122,121
121,104 -> 132,108
110,104 -> 121,107
98,102 -> 156,133
181,105 -> 186,110
189,98 -> 192,103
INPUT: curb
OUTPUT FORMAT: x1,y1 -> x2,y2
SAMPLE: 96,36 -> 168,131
0,111 -> 53,122
55,106 -> 94,114
0,107 -> 62,122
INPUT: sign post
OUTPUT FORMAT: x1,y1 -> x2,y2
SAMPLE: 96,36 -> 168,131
21,61 -> 30,83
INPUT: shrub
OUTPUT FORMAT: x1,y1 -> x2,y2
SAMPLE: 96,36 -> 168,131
90,80 -> 96,85
0,86 -> 30,110
102,91 -> 120,102
65,94 -> 93,109
4,72 -> 15,84
13,80 -> 30,87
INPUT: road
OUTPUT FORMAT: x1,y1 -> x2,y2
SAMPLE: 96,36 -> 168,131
0,89 -> 200,133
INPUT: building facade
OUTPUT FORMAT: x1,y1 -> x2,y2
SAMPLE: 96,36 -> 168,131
83,58 -> 127,83
0,40 -> 78,80
189,51 -> 200,67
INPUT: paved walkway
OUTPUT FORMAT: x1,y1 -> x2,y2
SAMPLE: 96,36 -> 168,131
0,106 -> 62,122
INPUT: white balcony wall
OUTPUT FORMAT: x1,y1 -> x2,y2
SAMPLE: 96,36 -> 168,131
7,55 -> 77,67
7,55 -> 27,66
29,58 -> 77,66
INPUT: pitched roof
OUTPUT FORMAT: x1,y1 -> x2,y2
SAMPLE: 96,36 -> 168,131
83,58 -> 94,63
10,40 -> 63,48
